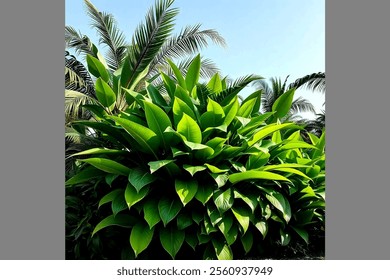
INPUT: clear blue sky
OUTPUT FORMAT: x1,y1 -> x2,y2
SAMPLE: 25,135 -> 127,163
66,0 -> 325,118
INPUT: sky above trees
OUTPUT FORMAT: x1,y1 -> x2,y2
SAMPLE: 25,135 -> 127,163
66,0 -> 325,118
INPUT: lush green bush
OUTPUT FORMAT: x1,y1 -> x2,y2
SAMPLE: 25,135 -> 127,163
66,55 -> 325,259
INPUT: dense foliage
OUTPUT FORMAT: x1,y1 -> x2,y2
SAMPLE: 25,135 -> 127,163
66,53 -> 325,259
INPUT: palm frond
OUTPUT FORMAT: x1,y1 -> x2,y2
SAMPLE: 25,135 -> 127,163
290,97 -> 317,114
84,0 -> 128,70
65,51 -> 95,96
288,72 -> 326,93
65,26 -> 94,58
65,90 -> 98,124
210,74 -> 263,105
149,24 -> 226,71
125,0 -> 179,88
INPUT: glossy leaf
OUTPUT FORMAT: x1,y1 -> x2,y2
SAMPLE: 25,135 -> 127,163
65,166 -> 105,186
130,221 -> 154,257
98,189 -> 122,208
143,199 -> 161,229
291,226 -> 309,244
95,78 -> 116,108
229,170 -> 290,184
148,159 -> 176,174
207,73 -> 222,93
213,188 -> 233,214
92,214 -> 133,236
86,54 -> 109,82
175,179 -> 198,206
210,173 -> 229,188
177,213 -> 193,230
254,220 -> 268,239
110,116 -> 159,155
177,113 -> 202,143
158,197 -> 182,226
185,54 -> 201,90
266,193 -> 291,223
195,184 -> 214,205
128,168 -> 156,193
78,158 -> 130,176
144,101 -> 172,148
183,164 -> 207,176
231,207 -> 251,234
160,226 -> 185,259
248,123 -> 294,146
272,88 -> 295,119
241,231 -> 254,254
212,239 -> 233,260
125,183 -> 149,208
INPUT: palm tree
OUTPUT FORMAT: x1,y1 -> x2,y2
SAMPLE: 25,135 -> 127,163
65,0 -> 226,119
253,76 -> 317,121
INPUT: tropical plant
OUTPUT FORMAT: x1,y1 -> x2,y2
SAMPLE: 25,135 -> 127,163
66,56 -> 325,260
65,0 -> 226,121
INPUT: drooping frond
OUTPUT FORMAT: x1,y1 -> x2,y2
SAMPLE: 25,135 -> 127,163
65,90 -> 98,124
84,0 -> 128,70
288,72 -> 326,93
124,0 -> 179,88
290,97 -> 317,114
65,51 -> 95,96
65,26 -> 94,58
149,24 -> 226,71
210,74 -> 263,105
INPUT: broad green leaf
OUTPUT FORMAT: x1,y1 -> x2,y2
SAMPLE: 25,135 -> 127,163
167,59 -> 186,90
177,213 -> 193,230
160,225 -> 185,259
241,231 -> 254,254
262,163 -> 309,170
246,152 -> 270,170
266,192 -> 291,223
291,226 -> 309,244
207,204 -> 223,226
210,173 -> 229,188
185,54 -> 201,91
203,215 -> 218,234
95,78 -> 116,109
120,56 -> 132,88
254,220 -> 268,239
222,97 -> 239,126
128,168 -> 156,193
123,88 -> 147,109
175,179 -> 198,206
124,63 -> 150,91
171,147 -> 189,158
192,211 -> 204,225
78,158 -> 130,176
144,101 -> 172,149
109,116 -> 159,155
130,221 -> 154,257
298,186 -> 317,200
125,183 -> 149,208
173,97 -> 196,127
241,90 -> 262,114
207,98 -> 225,116
81,104 -> 108,119
272,88 -> 296,119
226,224 -> 239,245
308,132 -> 320,145
214,188 -> 233,214
277,141 -> 318,151
295,209 -> 314,226
74,121 -> 129,146
86,54 -> 109,82
160,71 -> 176,100
237,112 -> 274,135
200,111 -> 222,130
111,193 -> 127,216
195,184 -> 214,205
231,207 -> 251,234
65,166 -> 105,186
233,190 -> 258,213
207,73 -> 222,93
272,130 -> 282,143
212,239 -> 233,260
183,164 -> 207,176
204,163 -> 229,174
148,159 -> 176,174
270,167 -> 312,180
98,189 -> 122,208
174,85 -> 195,111
313,130 -> 326,158
280,229 -> 291,246
177,113 -> 202,143
229,170 -> 291,184
143,199 -> 161,229
217,215 -> 233,239
92,214 -> 133,236
105,174 -> 118,186
248,123 -> 294,146
146,82 -> 168,107
158,197 -> 182,226
185,232 -> 198,250
71,148 -> 127,157
183,141 -> 214,159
